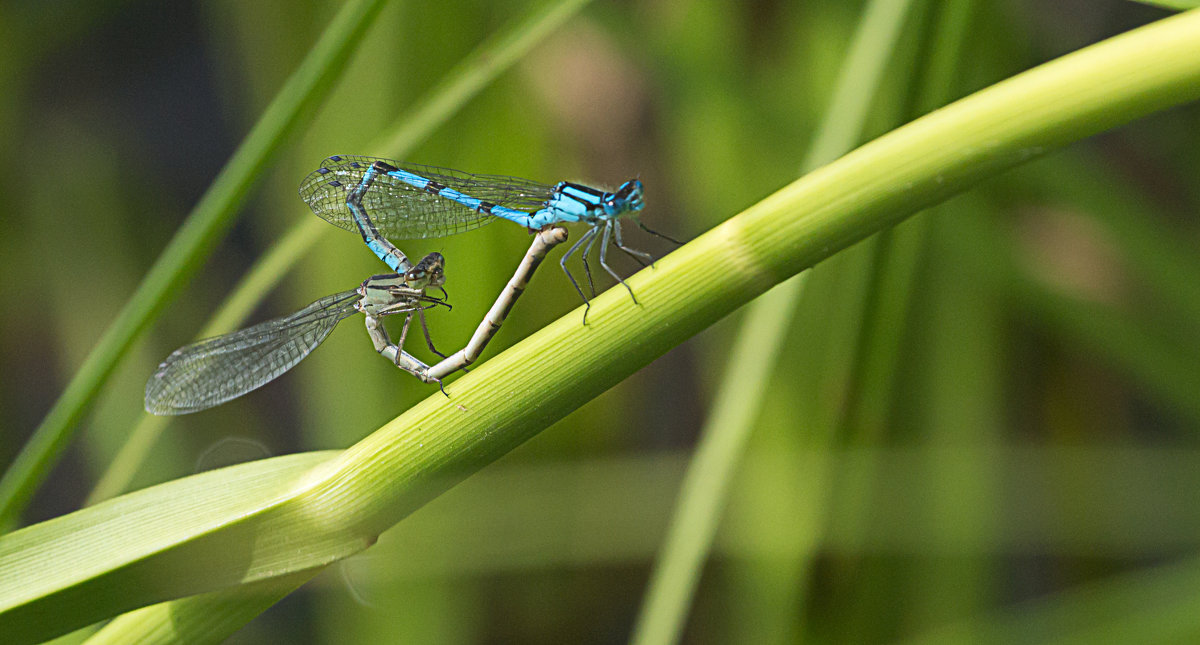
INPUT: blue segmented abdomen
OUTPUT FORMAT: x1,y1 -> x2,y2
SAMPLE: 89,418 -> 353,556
299,155 -> 558,239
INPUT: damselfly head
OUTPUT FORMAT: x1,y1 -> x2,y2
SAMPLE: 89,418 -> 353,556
606,179 -> 645,216
407,252 -> 447,290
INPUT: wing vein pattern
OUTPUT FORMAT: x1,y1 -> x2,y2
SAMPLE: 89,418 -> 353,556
299,155 -> 555,239
145,289 -> 362,414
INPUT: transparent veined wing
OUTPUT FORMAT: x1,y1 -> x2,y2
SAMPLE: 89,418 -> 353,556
299,155 -> 556,239
145,289 -> 363,415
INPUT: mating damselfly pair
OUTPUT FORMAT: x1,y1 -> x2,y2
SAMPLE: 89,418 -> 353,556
145,157 -> 676,415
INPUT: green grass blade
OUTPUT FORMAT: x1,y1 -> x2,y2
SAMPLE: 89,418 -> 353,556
0,0 -> 389,529
86,571 -> 314,645
629,1 -> 916,643
3,9 -> 1200,643
0,452 -> 340,643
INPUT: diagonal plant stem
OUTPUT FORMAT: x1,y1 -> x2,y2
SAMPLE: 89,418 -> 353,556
629,1 -> 915,643
86,0 -> 593,506
0,0 -> 390,529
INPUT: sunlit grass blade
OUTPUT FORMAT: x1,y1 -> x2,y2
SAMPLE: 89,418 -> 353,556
0,452 -> 340,643
0,0 -> 389,529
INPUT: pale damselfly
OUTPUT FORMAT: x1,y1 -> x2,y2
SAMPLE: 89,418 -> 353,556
145,252 -> 448,415
145,226 -> 568,414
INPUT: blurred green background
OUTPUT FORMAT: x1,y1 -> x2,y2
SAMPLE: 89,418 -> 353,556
4,0 -> 1200,643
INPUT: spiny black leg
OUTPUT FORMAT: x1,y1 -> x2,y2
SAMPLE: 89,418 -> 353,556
613,220 -> 653,268
418,307 -> 471,374
599,220 -> 639,304
618,248 -> 650,268
418,308 -> 448,359
393,313 -> 414,366
636,218 -> 684,245
581,224 -> 601,298
561,226 -> 598,323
